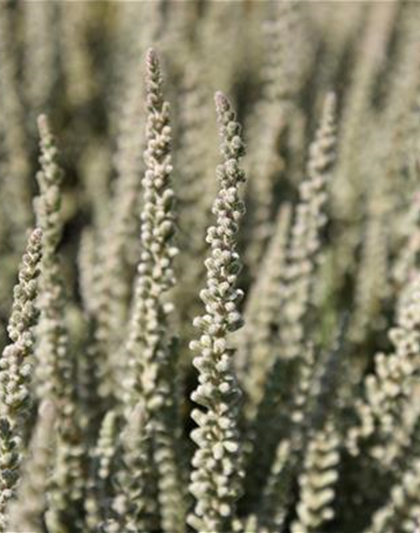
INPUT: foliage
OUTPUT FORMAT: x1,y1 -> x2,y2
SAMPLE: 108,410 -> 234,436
1,2 -> 420,533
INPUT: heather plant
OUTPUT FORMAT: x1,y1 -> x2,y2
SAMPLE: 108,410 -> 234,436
188,91 -> 246,533
0,228 -> 42,531
2,2 -> 420,533
7,400 -> 57,533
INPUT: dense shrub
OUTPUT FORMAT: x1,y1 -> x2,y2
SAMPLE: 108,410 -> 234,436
1,2 -> 420,532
